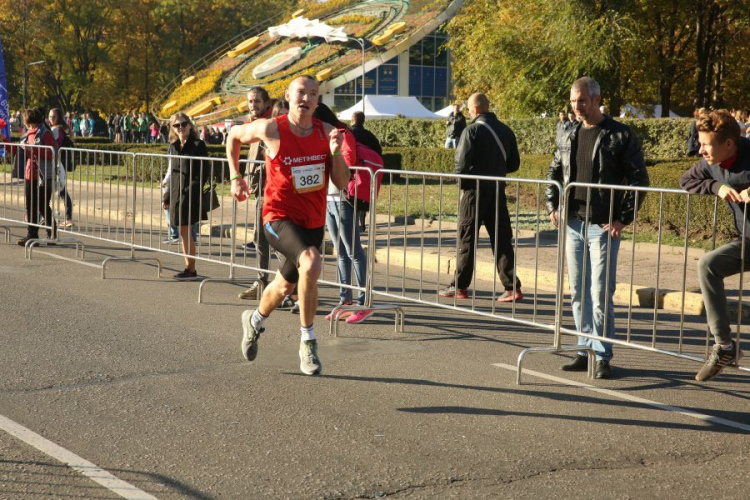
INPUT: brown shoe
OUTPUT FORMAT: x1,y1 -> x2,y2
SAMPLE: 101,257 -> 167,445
238,282 -> 261,300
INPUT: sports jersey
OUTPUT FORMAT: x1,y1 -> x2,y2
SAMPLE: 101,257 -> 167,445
263,114 -> 332,228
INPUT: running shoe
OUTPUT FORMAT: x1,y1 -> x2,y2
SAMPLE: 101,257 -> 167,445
241,310 -> 264,361
345,309 -> 373,324
439,285 -> 468,299
299,340 -> 322,375
695,342 -> 744,382
277,295 -> 296,310
497,289 -> 523,303
325,301 -> 353,321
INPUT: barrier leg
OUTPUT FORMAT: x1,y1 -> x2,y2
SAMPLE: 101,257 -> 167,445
516,346 -> 597,385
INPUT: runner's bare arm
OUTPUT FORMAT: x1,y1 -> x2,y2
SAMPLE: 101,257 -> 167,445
226,119 -> 275,201
325,124 -> 350,190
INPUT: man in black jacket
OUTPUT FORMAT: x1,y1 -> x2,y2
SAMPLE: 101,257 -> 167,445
350,111 -> 382,155
679,109 -> 747,382
440,93 -> 522,303
349,111 -> 382,232
444,103 -> 466,149
546,77 -> 648,379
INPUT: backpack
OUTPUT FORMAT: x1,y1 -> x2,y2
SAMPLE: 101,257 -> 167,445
58,130 -> 76,171
346,143 -> 383,212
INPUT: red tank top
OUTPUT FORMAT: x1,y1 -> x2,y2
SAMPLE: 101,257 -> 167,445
263,115 -> 331,228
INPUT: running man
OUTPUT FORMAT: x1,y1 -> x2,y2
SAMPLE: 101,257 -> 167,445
226,76 -> 350,375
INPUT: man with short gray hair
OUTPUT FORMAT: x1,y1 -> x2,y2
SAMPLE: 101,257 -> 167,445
546,77 -> 648,379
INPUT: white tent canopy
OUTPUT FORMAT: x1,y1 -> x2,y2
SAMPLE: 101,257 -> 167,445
337,96 -> 442,120
620,104 -> 680,119
435,104 -> 454,118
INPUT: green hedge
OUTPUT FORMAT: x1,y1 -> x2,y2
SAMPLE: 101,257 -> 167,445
364,117 -> 693,159
65,139 -> 736,241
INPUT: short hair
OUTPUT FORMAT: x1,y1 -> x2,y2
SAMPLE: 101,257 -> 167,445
696,109 -> 741,144
351,111 -> 365,126
572,77 -> 601,98
247,86 -> 270,103
23,107 -> 45,126
468,93 -> 490,112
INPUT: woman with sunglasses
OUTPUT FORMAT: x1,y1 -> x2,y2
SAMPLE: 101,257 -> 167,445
162,112 -> 211,279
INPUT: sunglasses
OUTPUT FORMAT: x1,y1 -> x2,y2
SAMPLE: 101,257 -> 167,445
172,122 -> 190,129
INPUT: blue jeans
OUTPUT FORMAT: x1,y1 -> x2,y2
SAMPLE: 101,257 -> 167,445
565,218 -> 620,361
326,199 -> 366,305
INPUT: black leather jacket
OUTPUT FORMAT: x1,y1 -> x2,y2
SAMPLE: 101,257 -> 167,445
545,116 -> 649,225
455,112 -> 520,191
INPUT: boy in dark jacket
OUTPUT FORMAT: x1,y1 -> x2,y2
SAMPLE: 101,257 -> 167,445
680,109 -> 748,382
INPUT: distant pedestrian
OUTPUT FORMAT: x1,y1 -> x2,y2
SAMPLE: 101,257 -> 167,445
162,112 -> 210,280
444,103 -> 466,149
440,93 -> 523,303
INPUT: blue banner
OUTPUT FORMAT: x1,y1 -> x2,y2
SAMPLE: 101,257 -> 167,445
0,37 -> 9,145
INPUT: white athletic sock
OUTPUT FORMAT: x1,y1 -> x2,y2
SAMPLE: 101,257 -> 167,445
720,342 -> 734,351
251,309 -> 267,330
300,325 -> 316,342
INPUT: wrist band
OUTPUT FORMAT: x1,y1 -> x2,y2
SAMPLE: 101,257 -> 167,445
229,174 -> 242,181
332,151 -> 342,157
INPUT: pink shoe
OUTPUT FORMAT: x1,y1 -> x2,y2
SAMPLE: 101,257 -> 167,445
325,303 -> 353,321
345,309 -> 373,324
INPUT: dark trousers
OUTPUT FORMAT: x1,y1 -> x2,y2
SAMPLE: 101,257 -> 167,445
454,189 -> 520,291
25,179 -> 54,238
697,239 -> 750,345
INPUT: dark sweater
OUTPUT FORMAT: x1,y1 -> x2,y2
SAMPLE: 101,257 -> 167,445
572,124 -> 602,218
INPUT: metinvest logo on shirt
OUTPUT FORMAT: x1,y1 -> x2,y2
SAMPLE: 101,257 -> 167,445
283,154 -> 327,167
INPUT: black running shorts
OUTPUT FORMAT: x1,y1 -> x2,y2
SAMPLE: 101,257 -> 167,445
264,220 -> 324,283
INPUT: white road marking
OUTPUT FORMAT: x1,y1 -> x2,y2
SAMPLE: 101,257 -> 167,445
0,414 -> 158,499
493,363 -> 750,432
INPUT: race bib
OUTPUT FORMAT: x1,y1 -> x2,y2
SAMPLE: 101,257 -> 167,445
291,163 -> 325,193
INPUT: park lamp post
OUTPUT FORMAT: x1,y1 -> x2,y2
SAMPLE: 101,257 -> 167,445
22,60 -> 45,110
347,37 -> 366,113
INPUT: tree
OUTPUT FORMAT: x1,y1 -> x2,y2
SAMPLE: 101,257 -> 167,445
446,0 -> 634,118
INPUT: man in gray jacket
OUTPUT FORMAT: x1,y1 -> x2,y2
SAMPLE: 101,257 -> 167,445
679,109 -> 747,382
546,77 -> 648,379
440,93 -> 522,303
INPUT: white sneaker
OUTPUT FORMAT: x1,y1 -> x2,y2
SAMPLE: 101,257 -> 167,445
299,340 -> 322,375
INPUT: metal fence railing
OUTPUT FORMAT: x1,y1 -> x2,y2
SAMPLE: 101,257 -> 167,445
2,143 -> 746,384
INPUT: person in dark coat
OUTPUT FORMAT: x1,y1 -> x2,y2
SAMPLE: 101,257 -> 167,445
162,112 -> 211,279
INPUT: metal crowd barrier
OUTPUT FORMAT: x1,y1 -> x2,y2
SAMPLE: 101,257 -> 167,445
354,168 -> 564,337
517,181 -> 748,382
3,142 -> 747,385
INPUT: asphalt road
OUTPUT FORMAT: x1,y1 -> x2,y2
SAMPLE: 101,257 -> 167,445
1,229 -> 749,499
